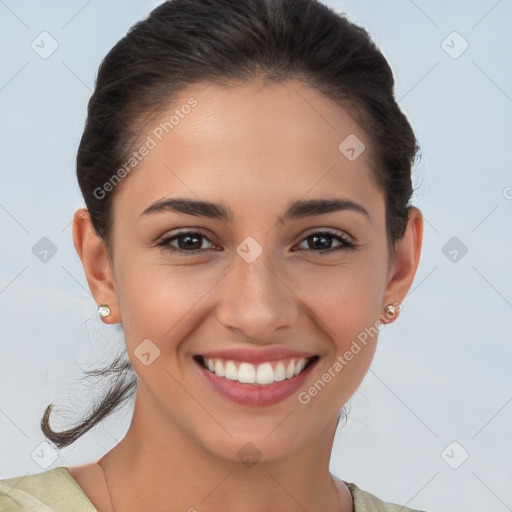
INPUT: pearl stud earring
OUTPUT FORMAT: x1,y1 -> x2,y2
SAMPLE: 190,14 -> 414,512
98,304 -> 111,318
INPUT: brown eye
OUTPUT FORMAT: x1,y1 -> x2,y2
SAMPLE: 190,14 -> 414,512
294,230 -> 356,256
156,229 -> 357,257
158,231 -> 217,255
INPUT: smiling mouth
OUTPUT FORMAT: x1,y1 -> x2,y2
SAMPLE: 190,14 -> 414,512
193,354 -> 319,386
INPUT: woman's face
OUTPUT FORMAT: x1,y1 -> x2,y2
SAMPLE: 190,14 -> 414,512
98,79 -> 403,461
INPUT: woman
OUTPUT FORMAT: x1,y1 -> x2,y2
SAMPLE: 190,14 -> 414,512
0,0 -> 427,510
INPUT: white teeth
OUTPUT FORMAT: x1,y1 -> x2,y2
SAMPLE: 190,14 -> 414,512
274,362 -> 286,381
225,361 -> 238,380
201,356 -> 313,385
256,362 -> 274,385
214,359 -> 225,377
285,360 -> 295,379
294,359 -> 304,376
238,362 -> 256,384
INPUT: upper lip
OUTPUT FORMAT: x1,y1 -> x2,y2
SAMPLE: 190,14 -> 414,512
198,347 -> 317,364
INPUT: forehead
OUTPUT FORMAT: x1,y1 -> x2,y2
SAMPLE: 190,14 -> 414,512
112,79 -> 383,224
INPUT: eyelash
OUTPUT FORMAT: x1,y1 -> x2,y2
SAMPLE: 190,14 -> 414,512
157,229 -> 356,256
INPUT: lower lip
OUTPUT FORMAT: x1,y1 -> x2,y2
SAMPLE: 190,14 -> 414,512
195,358 -> 318,406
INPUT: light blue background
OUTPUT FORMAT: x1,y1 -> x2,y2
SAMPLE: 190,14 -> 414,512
0,1 -> 511,511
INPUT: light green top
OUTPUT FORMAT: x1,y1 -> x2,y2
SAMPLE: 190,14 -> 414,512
0,467 -> 428,512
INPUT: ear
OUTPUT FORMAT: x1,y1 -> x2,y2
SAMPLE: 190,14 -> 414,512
380,206 -> 423,324
72,208 -> 120,324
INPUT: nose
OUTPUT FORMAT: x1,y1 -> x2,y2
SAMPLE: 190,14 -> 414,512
215,250 -> 300,341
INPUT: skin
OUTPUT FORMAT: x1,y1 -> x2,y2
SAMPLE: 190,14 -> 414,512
70,79 -> 423,512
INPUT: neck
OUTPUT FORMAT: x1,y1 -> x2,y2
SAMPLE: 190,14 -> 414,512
97,386 -> 352,512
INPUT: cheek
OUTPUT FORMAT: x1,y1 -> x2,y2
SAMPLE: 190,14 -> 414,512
292,260 -> 384,338
117,249 -> 385,344
115,258 -> 221,357
294,268 -> 381,411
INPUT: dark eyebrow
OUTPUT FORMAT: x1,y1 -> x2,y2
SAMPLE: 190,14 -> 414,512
140,197 -> 370,222
281,197 -> 370,223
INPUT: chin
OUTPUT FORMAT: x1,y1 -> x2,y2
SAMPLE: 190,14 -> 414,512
195,423 -> 313,466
